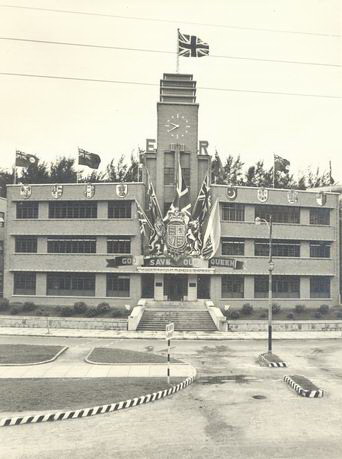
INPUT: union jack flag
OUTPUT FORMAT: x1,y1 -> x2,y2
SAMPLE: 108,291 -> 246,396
135,200 -> 152,236
178,31 -> 209,58
192,172 -> 211,225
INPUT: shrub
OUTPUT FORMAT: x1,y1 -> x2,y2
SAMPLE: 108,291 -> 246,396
259,312 -> 267,319
241,303 -> 253,315
61,306 -> 73,317
287,312 -> 295,320
336,311 -> 342,319
10,307 -> 19,315
272,303 -> 281,314
0,298 -> 9,310
314,311 -> 322,319
230,311 -> 240,320
22,301 -> 37,312
36,310 -> 44,316
111,307 -> 127,318
97,302 -> 110,314
73,301 -> 88,314
86,307 -> 98,318
295,304 -> 306,314
319,304 -> 329,315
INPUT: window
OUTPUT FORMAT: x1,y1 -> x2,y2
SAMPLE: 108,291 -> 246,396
310,241 -> 331,258
222,203 -> 245,222
164,152 -> 175,185
16,202 -> 38,219
107,237 -> 131,254
46,273 -> 95,296
0,211 -> 4,227
106,274 -> 130,297
108,201 -> 132,218
222,238 -> 244,256
222,275 -> 244,298
255,239 -> 300,257
255,275 -> 300,298
15,236 -> 37,253
255,205 -> 300,224
14,272 -> 36,295
49,201 -> 97,219
0,241 -> 3,255
310,276 -> 331,298
47,237 -> 96,253
180,153 -> 190,187
310,208 -> 330,225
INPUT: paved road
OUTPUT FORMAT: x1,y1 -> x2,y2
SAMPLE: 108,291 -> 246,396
0,335 -> 342,458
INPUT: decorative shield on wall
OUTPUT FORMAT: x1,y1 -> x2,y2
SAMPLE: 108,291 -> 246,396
84,184 -> 95,199
287,189 -> 298,204
226,186 -> 237,201
166,211 -> 187,258
51,185 -> 63,199
116,183 -> 128,198
20,184 -> 32,199
257,187 -> 268,202
316,191 -> 327,206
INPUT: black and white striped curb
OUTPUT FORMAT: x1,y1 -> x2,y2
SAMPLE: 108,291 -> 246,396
0,375 -> 195,428
258,354 -> 287,368
283,375 -> 324,398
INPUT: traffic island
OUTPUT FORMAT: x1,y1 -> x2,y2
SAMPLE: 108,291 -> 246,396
284,374 -> 324,398
257,352 -> 287,368
0,375 -> 194,427
85,347 -> 181,364
0,344 -> 67,366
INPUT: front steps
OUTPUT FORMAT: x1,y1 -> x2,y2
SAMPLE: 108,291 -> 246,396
144,300 -> 206,309
137,309 -> 217,332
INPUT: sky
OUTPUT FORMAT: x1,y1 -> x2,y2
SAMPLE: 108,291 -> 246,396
0,0 -> 341,182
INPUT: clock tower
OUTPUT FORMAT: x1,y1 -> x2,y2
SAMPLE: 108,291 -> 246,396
143,73 -> 210,215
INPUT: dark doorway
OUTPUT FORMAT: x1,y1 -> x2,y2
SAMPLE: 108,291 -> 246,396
197,275 -> 210,299
141,274 -> 155,298
164,275 -> 188,301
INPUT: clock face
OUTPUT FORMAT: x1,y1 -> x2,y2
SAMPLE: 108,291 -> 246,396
164,113 -> 191,139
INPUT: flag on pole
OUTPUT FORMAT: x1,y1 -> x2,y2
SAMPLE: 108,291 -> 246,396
173,157 -> 191,217
274,154 -> 290,170
78,148 -> 101,169
202,200 -> 221,259
135,200 -> 152,236
146,171 -> 165,255
15,151 -> 39,168
192,172 -> 211,225
178,30 -> 209,57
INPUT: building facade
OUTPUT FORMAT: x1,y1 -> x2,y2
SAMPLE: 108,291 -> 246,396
3,73 -> 340,310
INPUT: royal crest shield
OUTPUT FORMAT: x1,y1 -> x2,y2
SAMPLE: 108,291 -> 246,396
287,189 -> 298,204
51,184 -> 63,199
316,191 -> 326,206
116,183 -> 128,198
20,184 -> 31,199
84,184 -> 95,199
227,186 -> 237,201
257,187 -> 268,203
166,211 -> 187,258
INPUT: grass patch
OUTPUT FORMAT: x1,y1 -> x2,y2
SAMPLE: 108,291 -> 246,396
0,344 -> 65,365
0,377 -> 184,413
290,375 -> 320,391
87,347 -> 181,364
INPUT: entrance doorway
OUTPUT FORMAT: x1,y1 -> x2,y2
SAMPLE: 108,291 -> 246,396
164,275 -> 188,301
141,274 -> 155,298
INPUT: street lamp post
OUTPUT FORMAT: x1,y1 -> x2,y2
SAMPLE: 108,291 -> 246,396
255,216 -> 274,354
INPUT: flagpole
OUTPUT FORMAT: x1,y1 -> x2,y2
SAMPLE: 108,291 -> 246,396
176,28 -> 180,73
273,154 -> 275,188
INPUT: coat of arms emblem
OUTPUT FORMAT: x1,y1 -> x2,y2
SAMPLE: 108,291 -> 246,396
51,185 -> 63,199
20,184 -> 32,199
116,183 -> 128,198
166,210 -> 187,259
316,191 -> 326,206
84,184 -> 95,199
287,189 -> 298,204
226,186 -> 237,201
257,187 -> 268,202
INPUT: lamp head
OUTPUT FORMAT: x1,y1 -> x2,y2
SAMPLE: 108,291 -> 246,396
255,217 -> 262,225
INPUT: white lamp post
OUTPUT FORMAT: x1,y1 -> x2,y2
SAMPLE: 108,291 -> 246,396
255,216 -> 273,353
